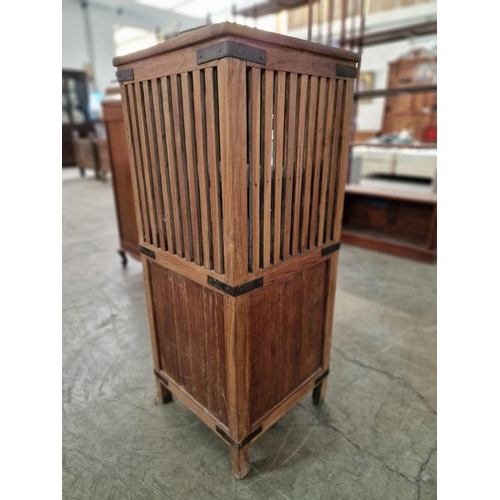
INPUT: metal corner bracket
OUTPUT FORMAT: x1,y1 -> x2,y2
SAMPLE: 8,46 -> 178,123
140,246 -> 156,259
336,64 -> 357,79
116,68 -> 134,82
321,242 -> 341,257
216,425 -> 263,449
197,40 -> 266,65
207,276 -> 264,297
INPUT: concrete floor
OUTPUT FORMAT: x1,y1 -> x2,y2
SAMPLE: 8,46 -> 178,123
62,168 -> 436,500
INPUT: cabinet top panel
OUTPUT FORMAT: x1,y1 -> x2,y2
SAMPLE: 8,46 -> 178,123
113,21 -> 360,68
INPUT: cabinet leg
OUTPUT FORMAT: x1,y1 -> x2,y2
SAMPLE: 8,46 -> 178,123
156,381 -> 172,404
118,249 -> 128,268
79,167 -> 85,177
231,446 -> 251,479
312,379 -> 328,405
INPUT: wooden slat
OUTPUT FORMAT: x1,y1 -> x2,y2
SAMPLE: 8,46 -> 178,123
282,73 -> 298,260
205,68 -> 223,274
135,82 -> 158,247
170,75 -> 193,261
317,79 -> 336,245
181,73 -> 202,266
160,77 -> 183,257
333,80 -> 354,241
292,74 -> 309,255
151,78 -> 174,252
127,84 -> 150,243
217,58 -> 248,283
300,76 -> 318,251
309,77 -> 328,248
171,273 -> 191,388
262,69 -> 274,268
250,67 -> 261,272
273,71 -> 286,264
325,79 -> 344,243
192,70 -> 213,270
143,81 -> 166,250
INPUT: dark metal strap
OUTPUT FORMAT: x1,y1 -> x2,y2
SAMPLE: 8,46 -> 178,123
321,242 -> 341,257
116,68 -> 134,82
140,246 -> 156,259
207,276 -> 263,297
197,40 -> 266,65
336,64 -> 357,79
216,425 -> 263,449
153,369 -> 169,386
314,368 -> 330,386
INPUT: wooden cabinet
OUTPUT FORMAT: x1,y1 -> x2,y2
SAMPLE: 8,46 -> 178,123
114,22 -> 358,478
102,94 -> 140,265
62,70 -> 95,166
382,49 -> 437,141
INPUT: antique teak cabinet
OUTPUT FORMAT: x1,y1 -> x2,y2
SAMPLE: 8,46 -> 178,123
102,92 -> 141,266
113,23 -> 359,479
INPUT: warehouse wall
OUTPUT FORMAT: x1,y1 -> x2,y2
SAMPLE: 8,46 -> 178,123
62,0 -> 203,94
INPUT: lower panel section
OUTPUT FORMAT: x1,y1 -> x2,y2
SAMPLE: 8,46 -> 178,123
149,262 -> 229,425
248,260 -> 328,424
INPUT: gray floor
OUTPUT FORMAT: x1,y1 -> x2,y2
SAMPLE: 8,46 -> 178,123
63,168 -> 436,500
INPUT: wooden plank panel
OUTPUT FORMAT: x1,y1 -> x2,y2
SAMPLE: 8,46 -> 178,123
300,261 -> 327,380
317,79 -> 336,244
333,80 -> 354,241
203,287 -> 228,425
282,73 -> 298,260
160,77 -> 184,257
262,69 -> 274,268
205,68 -> 223,274
151,78 -> 174,252
184,278 -> 208,407
135,82 -> 158,247
249,284 -> 282,423
300,76 -> 319,251
149,264 -> 181,382
325,79 -> 344,243
192,70 -> 213,269
171,273 -> 191,388
309,77 -> 327,248
279,271 -> 305,400
250,67 -> 261,272
292,74 -> 309,255
170,75 -> 193,261
127,84 -> 150,243
273,71 -> 286,264
143,81 -> 166,250
218,58 -> 248,283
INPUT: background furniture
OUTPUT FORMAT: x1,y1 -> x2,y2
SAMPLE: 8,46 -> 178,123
114,22 -> 358,478
71,129 -> 111,179
342,185 -> 436,262
62,69 -> 94,166
102,91 -> 140,266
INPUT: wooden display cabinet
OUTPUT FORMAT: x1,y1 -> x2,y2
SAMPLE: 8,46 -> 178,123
113,22 -> 359,478
102,93 -> 140,266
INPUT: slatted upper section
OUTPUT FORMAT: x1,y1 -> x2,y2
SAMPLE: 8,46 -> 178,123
122,58 -> 353,278
246,68 -> 348,272
124,68 -> 224,273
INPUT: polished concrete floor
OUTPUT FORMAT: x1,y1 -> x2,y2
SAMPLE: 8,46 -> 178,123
62,168 -> 436,499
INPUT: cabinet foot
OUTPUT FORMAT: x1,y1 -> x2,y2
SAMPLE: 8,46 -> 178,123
118,249 -> 128,268
231,447 -> 250,479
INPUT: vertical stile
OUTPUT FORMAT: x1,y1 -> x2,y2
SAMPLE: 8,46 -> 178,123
282,73 -> 298,260
152,78 -> 175,253
325,79 -> 344,243
332,79 -> 353,242
205,68 -> 224,274
300,76 -> 319,251
309,77 -> 328,248
250,67 -> 261,272
317,79 -> 336,244
137,82 -> 159,248
273,72 -> 286,264
160,77 -> 183,257
292,74 -> 309,256
170,75 -> 193,261
262,70 -> 274,268
143,81 -> 167,250
192,70 -> 213,270
181,73 -> 203,266
125,84 -> 147,242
